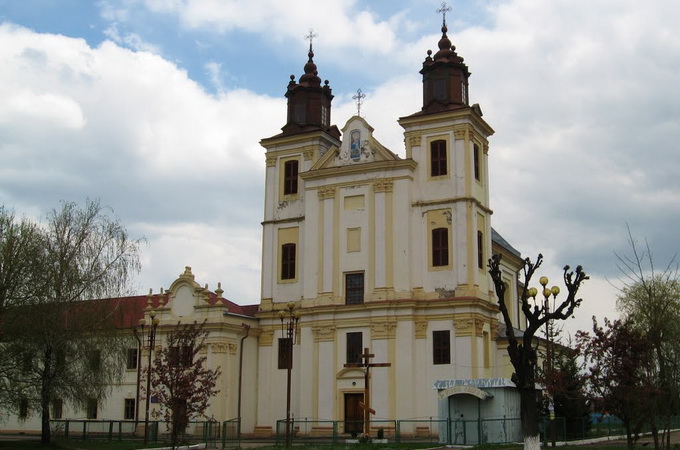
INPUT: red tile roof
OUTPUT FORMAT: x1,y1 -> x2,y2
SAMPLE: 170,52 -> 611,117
93,293 -> 258,329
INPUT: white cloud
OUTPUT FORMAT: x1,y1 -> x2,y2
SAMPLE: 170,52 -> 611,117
0,22 -> 281,302
1,0 -> 679,323
103,23 -> 162,53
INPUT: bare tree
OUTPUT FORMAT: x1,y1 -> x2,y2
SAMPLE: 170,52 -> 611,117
0,207 -> 43,410
488,253 -> 588,450
0,199 -> 142,444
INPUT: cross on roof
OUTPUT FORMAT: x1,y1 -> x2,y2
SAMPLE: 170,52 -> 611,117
437,1 -> 452,26
352,88 -> 366,117
304,28 -> 318,50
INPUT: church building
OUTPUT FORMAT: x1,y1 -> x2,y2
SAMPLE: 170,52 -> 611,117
2,14 -> 527,446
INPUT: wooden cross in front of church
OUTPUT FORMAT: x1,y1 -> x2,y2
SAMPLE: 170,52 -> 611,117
343,347 -> 391,436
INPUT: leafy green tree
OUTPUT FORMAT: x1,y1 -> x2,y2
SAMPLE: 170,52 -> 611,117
0,199 -> 142,444
147,320 -> 221,449
615,229 -> 680,450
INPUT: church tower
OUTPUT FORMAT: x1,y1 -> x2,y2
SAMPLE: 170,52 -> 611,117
398,11 -> 495,304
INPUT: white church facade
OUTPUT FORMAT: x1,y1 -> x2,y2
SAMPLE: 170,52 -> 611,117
3,18 -> 527,445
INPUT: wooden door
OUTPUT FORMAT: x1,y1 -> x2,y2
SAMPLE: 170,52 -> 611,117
344,393 -> 364,435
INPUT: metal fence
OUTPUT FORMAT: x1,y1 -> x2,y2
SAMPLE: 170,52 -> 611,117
50,415 -> 680,447
50,418 -> 219,445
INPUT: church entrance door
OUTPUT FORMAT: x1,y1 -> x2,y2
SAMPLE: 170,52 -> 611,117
344,393 -> 364,435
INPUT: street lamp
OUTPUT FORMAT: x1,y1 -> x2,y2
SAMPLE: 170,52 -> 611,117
137,309 -> 159,446
278,302 -> 300,448
533,276 -> 560,447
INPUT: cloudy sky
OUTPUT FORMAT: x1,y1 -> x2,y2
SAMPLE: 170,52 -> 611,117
1,0 -> 678,335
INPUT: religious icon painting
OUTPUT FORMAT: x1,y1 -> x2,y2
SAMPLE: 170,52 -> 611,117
350,130 -> 361,161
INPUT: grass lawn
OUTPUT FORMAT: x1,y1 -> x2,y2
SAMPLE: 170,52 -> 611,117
0,440 -> 637,450
0,439 -> 167,449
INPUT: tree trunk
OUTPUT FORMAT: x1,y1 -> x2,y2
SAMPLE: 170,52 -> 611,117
40,351 -> 52,445
625,424 -> 635,450
520,387 -> 541,450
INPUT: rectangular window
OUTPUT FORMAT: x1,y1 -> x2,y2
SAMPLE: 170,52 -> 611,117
432,227 -> 449,267
430,140 -> 447,177
346,332 -> 363,364
55,350 -> 66,370
477,230 -> 484,269
283,160 -> 299,195
473,144 -> 481,181
19,397 -> 28,419
88,350 -> 101,372
126,348 -> 138,370
86,399 -> 98,419
170,346 -> 193,367
52,399 -> 63,419
321,105 -> 329,127
124,398 -> 136,420
278,337 -> 292,370
22,353 -> 33,373
433,330 -> 451,365
281,243 -> 296,280
345,273 -> 364,305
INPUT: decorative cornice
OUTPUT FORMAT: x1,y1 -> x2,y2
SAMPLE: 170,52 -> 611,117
210,343 -> 229,354
371,321 -> 397,339
373,179 -> 394,193
415,320 -> 428,339
453,318 -> 474,336
454,316 -> 487,337
317,187 -> 336,200
259,330 -> 274,346
312,326 -> 336,342
303,146 -> 315,161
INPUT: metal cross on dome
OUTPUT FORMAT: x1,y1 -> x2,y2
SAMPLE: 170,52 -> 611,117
304,28 -> 318,49
437,1 -> 452,26
352,88 -> 366,117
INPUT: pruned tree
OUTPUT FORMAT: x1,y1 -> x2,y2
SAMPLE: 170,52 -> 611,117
148,320 -> 221,449
613,227 -> 680,450
0,199 -> 142,444
488,253 -> 588,450
576,317 -> 657,450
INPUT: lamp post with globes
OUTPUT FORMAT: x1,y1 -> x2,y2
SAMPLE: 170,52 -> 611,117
136,310 -> 159,446
527,277 -> 560,448
278,302 -> 300,448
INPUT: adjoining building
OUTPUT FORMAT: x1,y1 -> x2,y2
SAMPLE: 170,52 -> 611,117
2,16 -> 527,444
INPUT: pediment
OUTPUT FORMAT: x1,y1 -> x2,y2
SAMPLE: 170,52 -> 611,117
310,116 -> 399,171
